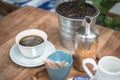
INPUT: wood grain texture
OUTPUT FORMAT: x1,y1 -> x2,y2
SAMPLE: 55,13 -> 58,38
0,6 -> 120,80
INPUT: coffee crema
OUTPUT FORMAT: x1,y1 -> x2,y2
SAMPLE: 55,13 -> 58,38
19,35 -> 44,46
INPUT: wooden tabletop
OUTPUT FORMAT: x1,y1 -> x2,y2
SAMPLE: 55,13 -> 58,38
0,6 -> 120,80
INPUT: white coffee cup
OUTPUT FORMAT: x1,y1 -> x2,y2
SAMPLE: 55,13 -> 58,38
82,56 -> 120,80
16,29 -> 47,58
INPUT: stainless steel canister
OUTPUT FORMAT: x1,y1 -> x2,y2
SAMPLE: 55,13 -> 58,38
56,2 -> 99,50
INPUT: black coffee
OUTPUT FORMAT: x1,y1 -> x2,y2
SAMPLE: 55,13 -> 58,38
19,35 -> 44,46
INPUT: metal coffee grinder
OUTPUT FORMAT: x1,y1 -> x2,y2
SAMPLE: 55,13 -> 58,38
73,16 -> 99,71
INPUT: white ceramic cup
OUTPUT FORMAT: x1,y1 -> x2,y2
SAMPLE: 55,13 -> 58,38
82,56 -> 120,80
16,29 -> 47,58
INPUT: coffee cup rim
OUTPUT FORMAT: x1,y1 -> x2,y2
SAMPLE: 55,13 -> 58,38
98,56 -> 120,75
15,29 -> 47,47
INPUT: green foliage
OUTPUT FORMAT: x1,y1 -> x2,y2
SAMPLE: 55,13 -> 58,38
78,0 -> 85,5
92,0 -> 120,31
69,0 -> 120,31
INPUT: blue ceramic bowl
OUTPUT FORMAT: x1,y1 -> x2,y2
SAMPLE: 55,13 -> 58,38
46,50 -> 73,80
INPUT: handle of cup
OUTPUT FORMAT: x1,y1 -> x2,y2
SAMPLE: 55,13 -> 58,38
82,58 -> 98,80
32,48 -> 37,57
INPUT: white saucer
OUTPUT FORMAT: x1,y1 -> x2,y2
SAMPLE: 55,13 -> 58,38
10,41 -> 55,67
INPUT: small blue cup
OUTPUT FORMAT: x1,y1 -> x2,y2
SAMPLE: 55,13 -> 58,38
45,50 -> 73,80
